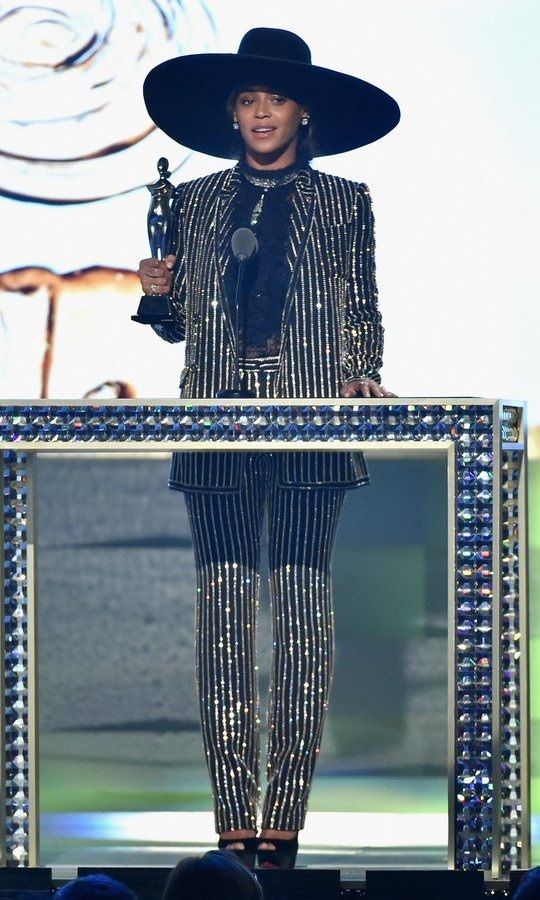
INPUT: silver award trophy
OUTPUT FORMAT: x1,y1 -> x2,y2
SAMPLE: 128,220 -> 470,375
131,157 -> 175,324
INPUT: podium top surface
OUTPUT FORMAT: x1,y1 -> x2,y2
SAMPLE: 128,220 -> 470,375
0,397 -> 527,408
0,397 -> 525,454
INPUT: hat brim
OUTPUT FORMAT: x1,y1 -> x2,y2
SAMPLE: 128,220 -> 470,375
143,53 -> 400,158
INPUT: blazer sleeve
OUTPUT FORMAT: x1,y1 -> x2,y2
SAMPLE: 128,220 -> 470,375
151,184 -> 187,344
341,182 -> 384,385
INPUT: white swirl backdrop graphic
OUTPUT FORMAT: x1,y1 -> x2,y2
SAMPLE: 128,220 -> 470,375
0,0 -> 215,200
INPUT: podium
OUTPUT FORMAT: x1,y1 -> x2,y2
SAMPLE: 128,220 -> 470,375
0,397 -> 528,878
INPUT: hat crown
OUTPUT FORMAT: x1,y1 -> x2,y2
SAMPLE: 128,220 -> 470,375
237,28 -> 312,66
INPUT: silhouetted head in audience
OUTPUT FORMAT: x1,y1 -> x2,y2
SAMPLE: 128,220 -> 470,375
514,868 -> 540,900
163,850 -> 263,900
55,873 -> 138,899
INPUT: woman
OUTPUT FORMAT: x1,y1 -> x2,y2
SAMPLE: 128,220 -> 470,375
138,27 -> 399,870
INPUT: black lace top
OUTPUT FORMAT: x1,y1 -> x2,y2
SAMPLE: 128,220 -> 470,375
225,159 -> 308,359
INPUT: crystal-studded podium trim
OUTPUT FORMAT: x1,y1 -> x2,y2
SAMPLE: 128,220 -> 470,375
0,400 -> 528,875
0,402 -> 523,447
499,449 -> 528,872
2,452 -> 32,866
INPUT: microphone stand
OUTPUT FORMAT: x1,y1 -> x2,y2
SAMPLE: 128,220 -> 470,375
216,254 -> 256,399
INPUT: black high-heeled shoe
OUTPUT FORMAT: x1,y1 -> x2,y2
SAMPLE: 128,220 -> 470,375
256,834 -> 299,869
217,835 -> 258,870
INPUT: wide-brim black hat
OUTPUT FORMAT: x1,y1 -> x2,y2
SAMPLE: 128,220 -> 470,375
143,27 -> 400,158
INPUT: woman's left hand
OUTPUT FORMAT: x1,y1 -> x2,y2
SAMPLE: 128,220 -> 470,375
339,378 -> 397,398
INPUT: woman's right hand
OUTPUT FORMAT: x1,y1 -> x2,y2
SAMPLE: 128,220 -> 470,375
137,254 -> 176,296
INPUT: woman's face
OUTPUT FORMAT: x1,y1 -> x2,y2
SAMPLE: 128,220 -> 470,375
233,86 -> 307,168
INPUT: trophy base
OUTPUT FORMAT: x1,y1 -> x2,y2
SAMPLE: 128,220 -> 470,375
131,314 -> 174,325
132,293 -> 172,325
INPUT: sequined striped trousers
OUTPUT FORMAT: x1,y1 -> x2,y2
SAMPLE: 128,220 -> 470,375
185,451 -> 345,833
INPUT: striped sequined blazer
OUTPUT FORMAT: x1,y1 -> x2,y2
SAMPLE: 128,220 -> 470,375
153,164 -> 384,492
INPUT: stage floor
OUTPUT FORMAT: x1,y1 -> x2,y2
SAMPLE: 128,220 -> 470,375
38,774 -> 540,875
40,812 -> 540,885
39,773 -> 447,869
41,809 -> 448,879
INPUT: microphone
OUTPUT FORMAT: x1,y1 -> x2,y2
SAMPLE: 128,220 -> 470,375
215,229 -> 258,398
231,227 -> 258,262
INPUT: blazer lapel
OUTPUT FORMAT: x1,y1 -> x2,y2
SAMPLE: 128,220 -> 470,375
214,165 -> 243,353
278,166 -> 316,360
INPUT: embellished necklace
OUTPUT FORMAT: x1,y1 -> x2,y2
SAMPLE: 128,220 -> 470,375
239,161 -> 303,227
249,187 -> 270,227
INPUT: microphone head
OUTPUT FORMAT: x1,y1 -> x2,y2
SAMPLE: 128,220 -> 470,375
231,227 -> 258,262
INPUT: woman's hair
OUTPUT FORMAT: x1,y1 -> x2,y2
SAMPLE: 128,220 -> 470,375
163,850 -> 263,900
226,87 -> 318,160
514,868 -> 540,900
55,874 -> 137,899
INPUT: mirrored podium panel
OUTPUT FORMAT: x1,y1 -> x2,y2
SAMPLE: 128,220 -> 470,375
0,399 -> 528,879
32,449 -> 448,874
